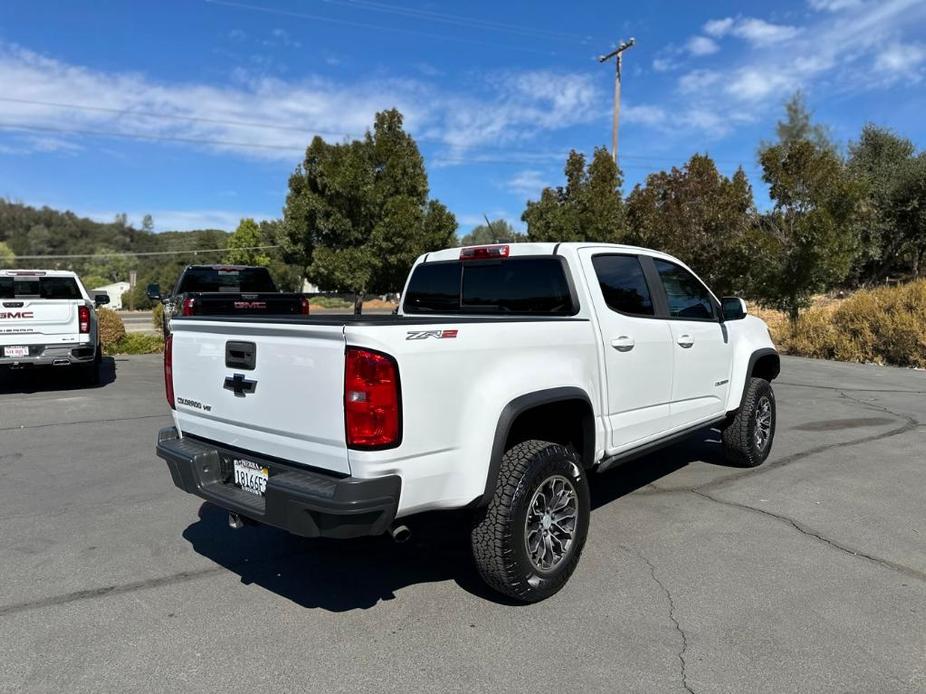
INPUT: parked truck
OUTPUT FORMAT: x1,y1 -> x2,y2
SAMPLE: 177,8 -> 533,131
156,243 -> 779,602
147,264 -> 309,336
0,270 -> 110,384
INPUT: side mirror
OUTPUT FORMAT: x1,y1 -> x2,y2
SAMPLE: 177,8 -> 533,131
146,283 -> 162,301
94,293 -> 110,307
721,296 -> 748,321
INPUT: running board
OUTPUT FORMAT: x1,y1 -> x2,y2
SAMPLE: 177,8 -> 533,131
595,416 -> 727,474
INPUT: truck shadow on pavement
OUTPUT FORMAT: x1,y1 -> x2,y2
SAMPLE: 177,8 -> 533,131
182,427 -> 734,611
0,357 -> 117,394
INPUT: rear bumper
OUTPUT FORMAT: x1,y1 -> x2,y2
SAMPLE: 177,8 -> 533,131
0,342 -> 96,366
156,427 -> 400,539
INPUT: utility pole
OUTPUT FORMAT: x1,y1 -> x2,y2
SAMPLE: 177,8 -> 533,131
598,37 -> 635,163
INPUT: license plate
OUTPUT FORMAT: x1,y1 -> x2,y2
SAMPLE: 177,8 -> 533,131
3,346 -> 28,358
232,458 -> 269,496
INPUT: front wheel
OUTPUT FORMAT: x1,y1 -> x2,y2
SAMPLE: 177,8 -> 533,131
721,377 -> 776,467
471,440 -> 590,603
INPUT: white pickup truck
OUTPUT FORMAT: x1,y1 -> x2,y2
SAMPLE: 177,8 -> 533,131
0,270 -> 109,385
157,243 -> 779,602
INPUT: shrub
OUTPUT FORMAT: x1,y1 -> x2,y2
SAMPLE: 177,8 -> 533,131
105,333 -> 164,355
152,303 -> 164,332
310,295 -> 352,309
758,280 -> 926,367
97,307 -> 126,348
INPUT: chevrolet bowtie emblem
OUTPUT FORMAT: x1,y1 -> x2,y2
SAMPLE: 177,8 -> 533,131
224,373 -> 257,397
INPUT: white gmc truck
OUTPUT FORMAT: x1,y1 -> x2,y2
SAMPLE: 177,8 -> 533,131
157,243 -> 779,602
0,270 -> 109,385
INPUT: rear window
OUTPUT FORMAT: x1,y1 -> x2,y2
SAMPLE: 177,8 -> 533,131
177,267 -> 277,294
0,277 -> 82,300
403,257 -> 576,315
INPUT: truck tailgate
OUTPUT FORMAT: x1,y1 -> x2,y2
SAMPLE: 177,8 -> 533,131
170,319 -> 350,475
0,300 -> 76,339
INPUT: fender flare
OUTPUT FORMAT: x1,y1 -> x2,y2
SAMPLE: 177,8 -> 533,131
737,348 -> 780,407
476,386 -> 594,508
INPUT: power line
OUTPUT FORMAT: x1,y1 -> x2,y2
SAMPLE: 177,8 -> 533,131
0,118 -> 762,174
0,96 -> 355,139
204,0 -> 558,55
314,0 -> 593,44
12,245 -> 280,260
0,121 -> 302,152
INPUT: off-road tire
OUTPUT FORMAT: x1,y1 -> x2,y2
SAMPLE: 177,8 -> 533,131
721,377 -> 775,467
471,439 -> 590,603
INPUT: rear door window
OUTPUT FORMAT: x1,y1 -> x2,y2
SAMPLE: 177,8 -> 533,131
591,255 -> 655,316
177,267 -> 277,293
652,259 -> 717,320
404,257 -> 576,315
0,277 -> 82,299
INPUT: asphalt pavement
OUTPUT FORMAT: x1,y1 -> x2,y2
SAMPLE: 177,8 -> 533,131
0,356 -> 923,693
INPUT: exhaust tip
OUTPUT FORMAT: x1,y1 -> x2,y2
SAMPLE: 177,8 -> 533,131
53,359 -> 70,366
389,524 -> 411,543
228,512 -> 244,530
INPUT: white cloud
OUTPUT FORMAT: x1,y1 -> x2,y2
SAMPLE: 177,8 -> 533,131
0,44 -> 602,161
874,41 -> 926,76
505,170 -> 550,198
686,36 -> 720,56
704,18 -> 735,37
808,0 -> 863,11
703,16 -> 801,45
653,0 -> 926,138
623,104 -> 668,127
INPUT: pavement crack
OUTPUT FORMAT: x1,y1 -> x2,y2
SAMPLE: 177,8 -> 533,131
622,546 -> 695,694
700,416 -> 918,492
777,381 -> 926,395
0,413 -> 169,432
691,489 -> 926,582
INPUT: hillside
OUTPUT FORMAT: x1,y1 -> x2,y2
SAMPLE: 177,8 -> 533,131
0,199 -> 232,305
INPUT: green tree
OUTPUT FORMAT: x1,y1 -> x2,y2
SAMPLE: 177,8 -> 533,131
625,154 -> 756,295
754,137 -> 865,321
282,108 -> 456,313
459,219 -> 524,246
773,91 -> 833,150
0,241 -> 14,267
848,125 -> 924,280
142,214 -> 155,233
522,147 -> 626,243
226,218 -> 271,265
892,154 -> 926,277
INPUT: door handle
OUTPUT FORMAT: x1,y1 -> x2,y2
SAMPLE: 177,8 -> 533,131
611,336 -> 635,352
677,334 -> 694,348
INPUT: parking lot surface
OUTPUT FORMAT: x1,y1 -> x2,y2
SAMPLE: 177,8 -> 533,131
1,356 -> 923,693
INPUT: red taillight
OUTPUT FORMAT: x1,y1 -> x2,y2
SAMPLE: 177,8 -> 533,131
300,296 -> 310,315
344,347 -> 401,448
78,305 -> 90,333
181,297 -> 197,316
164,335 -> 175,409
460,244 -> 509,260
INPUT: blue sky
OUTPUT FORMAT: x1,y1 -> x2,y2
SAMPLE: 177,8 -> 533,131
0,0 -> 925,235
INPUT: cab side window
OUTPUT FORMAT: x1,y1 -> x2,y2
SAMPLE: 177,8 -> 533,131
652,259 -> 717,320
592,255 -> 655,316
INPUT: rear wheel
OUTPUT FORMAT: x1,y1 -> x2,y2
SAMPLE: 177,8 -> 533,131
721,377 -> 776,467
471,439 -> 590,603
80,347 -> 102,386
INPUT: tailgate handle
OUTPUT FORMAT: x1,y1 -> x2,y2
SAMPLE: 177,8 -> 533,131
226,341 -> 256,370
2,302 -> 24,308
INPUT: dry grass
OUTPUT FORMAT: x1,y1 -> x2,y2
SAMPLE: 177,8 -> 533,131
751,281 -> 926,368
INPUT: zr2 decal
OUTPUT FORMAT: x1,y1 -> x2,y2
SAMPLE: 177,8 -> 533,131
406,329 -> 458,340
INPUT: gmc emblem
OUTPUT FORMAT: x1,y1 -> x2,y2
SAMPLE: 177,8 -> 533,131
0,311 -> 34,319
233,301 -> 267,310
